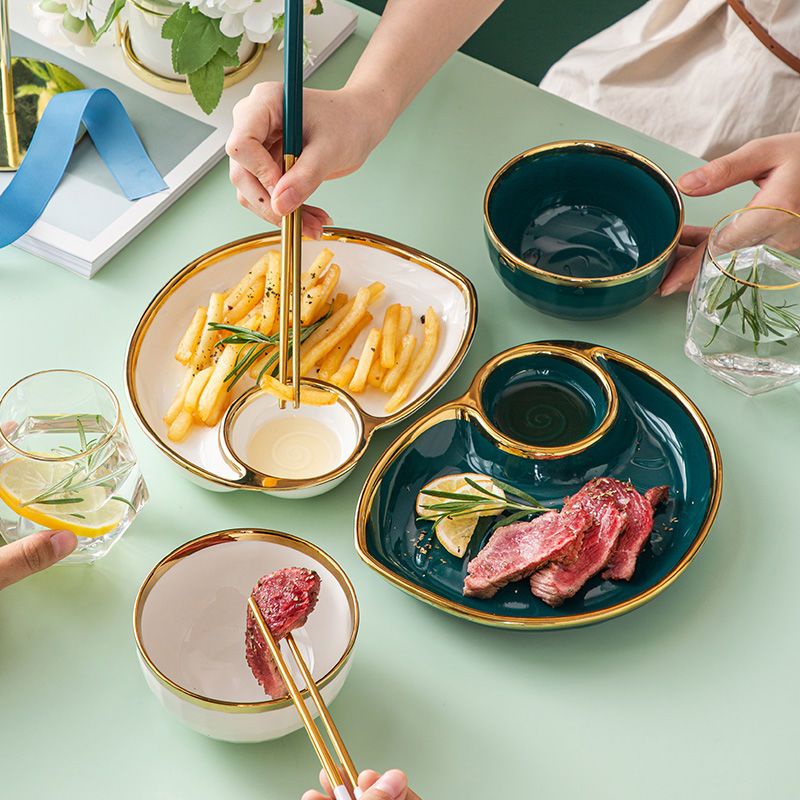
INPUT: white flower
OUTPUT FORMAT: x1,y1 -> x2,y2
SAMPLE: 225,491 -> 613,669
188,0 -> 321,46
66,0 -> 89,20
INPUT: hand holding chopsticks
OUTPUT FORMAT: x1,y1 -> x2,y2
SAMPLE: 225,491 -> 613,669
247,595 -> 363,799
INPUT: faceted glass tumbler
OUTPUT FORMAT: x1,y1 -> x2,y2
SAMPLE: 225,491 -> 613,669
0,370 -> 149,564
685,207 -> 800,395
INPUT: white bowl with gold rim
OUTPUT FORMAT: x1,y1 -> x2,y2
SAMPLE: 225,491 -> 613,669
125,228 -> 477,496
133,529 -> 359,742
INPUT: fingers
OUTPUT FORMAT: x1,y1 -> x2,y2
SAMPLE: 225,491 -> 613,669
660,242 -> 705,296
0,529 -> 77,590
680,225 -> 711,247
677,138 -> 783,197
272,137 -> 338,217
227,83 -> 284,194
307,768 -> 414,800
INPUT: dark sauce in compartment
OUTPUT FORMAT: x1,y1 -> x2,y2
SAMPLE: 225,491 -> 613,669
493,380 -> 593,447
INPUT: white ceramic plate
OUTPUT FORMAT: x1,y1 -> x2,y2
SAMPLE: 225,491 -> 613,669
126,229 -> 477,492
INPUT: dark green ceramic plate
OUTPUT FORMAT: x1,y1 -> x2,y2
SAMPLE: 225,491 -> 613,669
356,342 -> 722,629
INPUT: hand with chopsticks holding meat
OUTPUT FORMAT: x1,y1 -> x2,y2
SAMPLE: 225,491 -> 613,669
247,568 -> 421,800
226,0 -> 502,237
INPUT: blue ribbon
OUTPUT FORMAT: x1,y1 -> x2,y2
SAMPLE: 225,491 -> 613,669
0,88 -> 167,248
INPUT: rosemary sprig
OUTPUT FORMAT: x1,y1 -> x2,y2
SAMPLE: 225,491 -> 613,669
208,309 -> 331,391
417,476 -> 547,532
705,247 -> 800,351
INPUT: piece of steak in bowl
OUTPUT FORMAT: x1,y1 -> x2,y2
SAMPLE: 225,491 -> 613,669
245,566 -> 321,698
602,482 -> 670,581
529,479 -> 628,607
463,506 -> 591,599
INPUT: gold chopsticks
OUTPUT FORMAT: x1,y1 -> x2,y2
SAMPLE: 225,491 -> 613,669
277,167 -> 302,410
247,596 -> 362,799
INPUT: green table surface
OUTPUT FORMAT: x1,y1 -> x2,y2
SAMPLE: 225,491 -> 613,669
1,7 -> 796,800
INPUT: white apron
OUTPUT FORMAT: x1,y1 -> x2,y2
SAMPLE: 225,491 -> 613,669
540,0 -> 800,159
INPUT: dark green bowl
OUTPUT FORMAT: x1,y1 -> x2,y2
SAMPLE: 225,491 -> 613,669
484,141 -> 683,320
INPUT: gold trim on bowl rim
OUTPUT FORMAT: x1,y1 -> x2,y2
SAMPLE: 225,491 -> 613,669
0,369 -> 122,463
465,342 -> 619,460
119,23 -> 265,95
125,227 -> 478,493
706,205 -> 800,291
354,341 -> 723,630
133,528 -> 360,713
483,140 -> 685,288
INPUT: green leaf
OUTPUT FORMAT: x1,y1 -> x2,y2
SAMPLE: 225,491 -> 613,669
37,497 -> 85,505
14,84 -> 43,98
309,0 -> 324,14
219,32 -> 243,58
61,12 -> 85,34
111,495 -> 137,513
764,245 -> 800,272
19,58 -> 51,82
39,0 -> 67,12
175,12 -> 225,74
162,3 -> 193,72
93,0 -> 127,42
187,49 -> 238,114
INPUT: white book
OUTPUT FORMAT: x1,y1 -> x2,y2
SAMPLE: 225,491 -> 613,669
2,2 -> 358,277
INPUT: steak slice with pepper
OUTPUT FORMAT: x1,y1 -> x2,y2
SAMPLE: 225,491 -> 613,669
463,506 -> 591,599
245,567 -> 321,698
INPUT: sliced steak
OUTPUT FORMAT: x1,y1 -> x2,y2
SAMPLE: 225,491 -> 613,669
245,567 -> 321,698
602,482 -> 670,581
529,479 -> 628,607
463,506 -> 591,599
645,485 -> 670,509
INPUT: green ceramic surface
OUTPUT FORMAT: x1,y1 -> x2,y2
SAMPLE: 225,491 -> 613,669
361,343 -> 718,626
484,142 -> 682,319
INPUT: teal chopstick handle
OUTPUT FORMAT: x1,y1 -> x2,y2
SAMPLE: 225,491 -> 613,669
283,0 -> 304,157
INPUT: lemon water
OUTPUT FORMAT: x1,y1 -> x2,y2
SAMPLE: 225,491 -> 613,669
0,414 -> 148,563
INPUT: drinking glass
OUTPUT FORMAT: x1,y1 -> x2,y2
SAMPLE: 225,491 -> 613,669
685,206 -> 800,395
0,370 -> 149,564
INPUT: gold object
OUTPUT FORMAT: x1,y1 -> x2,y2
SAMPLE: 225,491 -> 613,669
133,528 -> 359,713
247,597 -> 360,793
0,0 -> 20,170
355,341 -> 723,630
706,206 -> 800,290
278,153 -> 302,408
119,22 -> 265,94
125,228 -> 478,494
483,140 -> 685,288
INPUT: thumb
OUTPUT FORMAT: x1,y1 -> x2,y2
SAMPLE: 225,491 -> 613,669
677,141 -> 778,197
271,141 -> 332,217
359,770 -> 408,800
0,530 -> 77,590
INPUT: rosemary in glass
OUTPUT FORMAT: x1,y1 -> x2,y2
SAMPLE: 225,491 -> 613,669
705,247 -> 800,351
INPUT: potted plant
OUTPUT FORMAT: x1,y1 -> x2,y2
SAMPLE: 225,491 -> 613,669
38,0 -> 323,113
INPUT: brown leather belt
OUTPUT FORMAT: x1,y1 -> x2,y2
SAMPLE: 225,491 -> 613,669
727,0 -> 800,75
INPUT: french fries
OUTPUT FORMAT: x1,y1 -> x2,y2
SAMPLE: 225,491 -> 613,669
350,328 -> 381,393
379,304 -> 401,369
385,307 -> 440,413
165,247 -> 443,442
175,307 -> 207,365
258,375 -> 336,406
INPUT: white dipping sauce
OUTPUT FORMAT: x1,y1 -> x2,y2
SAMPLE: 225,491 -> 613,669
246,416 -> 341,479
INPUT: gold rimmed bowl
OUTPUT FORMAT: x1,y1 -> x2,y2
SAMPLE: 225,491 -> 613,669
356,341 -> 722,629
484,140 -> 684,320
133,528 -> 358,742
125,228 -> 477,496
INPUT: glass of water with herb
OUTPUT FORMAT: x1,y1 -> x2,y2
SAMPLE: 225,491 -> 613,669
0,370 -> 148,563
685,206 -> 800,395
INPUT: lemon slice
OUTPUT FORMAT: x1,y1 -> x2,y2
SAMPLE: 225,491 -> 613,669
416,472 -> 505,518
435,513 -> 480,558
0,458 -> 126,539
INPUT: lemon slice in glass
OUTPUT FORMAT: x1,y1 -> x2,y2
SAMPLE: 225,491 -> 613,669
0,458 -> 126,538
